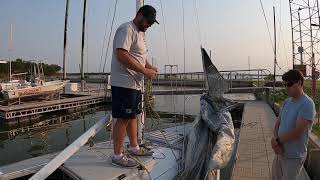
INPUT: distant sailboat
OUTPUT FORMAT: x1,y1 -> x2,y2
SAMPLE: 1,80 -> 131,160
1,62 -> 69,101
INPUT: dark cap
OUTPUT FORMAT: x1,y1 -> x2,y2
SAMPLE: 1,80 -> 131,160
137,5 -> 159,24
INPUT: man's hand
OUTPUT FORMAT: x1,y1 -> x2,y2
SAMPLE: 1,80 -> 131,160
144,68 -> 157,79
271,137 -> 278,148
271,137 -> 283,155
151,66 -> 158,73
273,145 -> 284,154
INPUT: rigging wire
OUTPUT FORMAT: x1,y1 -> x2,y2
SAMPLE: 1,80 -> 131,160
258,0 -> 288,73
193,0 -> 203,45
276,13 -> 290,70
102,0 -> 118,73
159,0 -> 171,65
274,1 -> 290,70
98,0 -> 113,73
159,0 -> 178,127
181,0 -> 186,173
258,0 -> 275,53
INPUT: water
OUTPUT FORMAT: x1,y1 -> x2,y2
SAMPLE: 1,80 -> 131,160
0,110 -> 110,166
0,87 -> 201,166
0,85 -> 253,173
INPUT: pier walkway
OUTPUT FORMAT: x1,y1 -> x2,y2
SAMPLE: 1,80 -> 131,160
231,101 -> 309,180
0,91 -> 111,121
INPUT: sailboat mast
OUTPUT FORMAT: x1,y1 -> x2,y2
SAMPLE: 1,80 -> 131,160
63,0 -> 69,80
136,0 -> 144,144
136,0 -> 144,12
273,6 -> 276,91
8,24 -> 13,81
81,0 -> 87,91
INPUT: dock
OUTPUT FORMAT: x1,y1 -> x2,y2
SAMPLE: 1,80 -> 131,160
231,101 -> 310,180
0,91 -> 111,123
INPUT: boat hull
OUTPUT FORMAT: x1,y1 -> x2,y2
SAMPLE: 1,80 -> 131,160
2,80 -> 69,100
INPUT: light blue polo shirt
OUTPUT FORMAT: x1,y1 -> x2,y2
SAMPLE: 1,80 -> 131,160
278,94 -> 316,159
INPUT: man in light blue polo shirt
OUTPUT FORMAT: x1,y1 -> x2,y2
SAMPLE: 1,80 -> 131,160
272,69 -> 316,180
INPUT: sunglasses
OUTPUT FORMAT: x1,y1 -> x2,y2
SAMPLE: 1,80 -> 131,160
283,81 -> 298,87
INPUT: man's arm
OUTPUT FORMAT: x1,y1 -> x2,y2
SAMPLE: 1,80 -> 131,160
271,117 -> 283,154
116,49 -> 145,74
116,49 -> 157,79
278,118 -> 312,144
273,117 -> 280,137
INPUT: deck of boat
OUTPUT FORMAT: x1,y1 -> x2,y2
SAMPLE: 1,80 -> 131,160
231,101 -> 310,180
0,124 -> 192,180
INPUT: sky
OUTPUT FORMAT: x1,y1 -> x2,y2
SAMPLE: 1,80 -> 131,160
0,0 -> 292,74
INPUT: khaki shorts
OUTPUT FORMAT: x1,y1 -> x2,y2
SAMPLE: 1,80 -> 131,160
272,155 -> 305,180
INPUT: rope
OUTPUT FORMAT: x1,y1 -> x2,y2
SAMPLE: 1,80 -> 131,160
144,79 -> 179,161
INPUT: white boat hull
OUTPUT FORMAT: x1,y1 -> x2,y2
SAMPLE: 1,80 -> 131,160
2,80 -> 69,100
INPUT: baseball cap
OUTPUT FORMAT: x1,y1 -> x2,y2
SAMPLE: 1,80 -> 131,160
138,5 -> 159,24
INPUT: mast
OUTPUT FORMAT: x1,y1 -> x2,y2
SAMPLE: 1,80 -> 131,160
136,0 -> 144,12
273,6 -> 276,91
63,0 -> 70,80
136,0 -> 144,144
8,24 -> 13,81
81,0 -> 87,91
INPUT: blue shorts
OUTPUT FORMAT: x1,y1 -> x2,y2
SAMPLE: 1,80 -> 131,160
111,86 -> 142,119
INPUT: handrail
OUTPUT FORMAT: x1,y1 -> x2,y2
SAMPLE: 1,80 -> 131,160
29,113 -> 111,180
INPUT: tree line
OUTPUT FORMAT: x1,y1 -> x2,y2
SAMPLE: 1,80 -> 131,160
0,59 -> 61,79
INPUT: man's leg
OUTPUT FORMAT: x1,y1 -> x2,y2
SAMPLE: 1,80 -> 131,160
272,155 -> 283,180
126,89 -> 152,156
111,86 -> 138,167
113,118 -> 129,155
126,118 -> 139,148
282,157 -> 305,180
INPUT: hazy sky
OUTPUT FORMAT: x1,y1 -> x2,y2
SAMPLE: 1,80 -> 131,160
0,0 -> 292,74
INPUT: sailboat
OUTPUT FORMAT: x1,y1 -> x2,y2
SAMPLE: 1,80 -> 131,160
0,1 -> 236,179
0,48 -> 235,180
1,62 -> 69,101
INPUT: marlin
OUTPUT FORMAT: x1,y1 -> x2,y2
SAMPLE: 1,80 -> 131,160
181,48 -> 236,179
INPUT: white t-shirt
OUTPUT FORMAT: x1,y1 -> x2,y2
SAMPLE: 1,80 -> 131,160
110,21 -> 148,90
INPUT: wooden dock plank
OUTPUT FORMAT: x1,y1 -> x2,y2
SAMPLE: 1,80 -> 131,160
231,101 -> 275,180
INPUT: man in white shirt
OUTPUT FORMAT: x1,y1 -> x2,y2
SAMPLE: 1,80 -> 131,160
110,5 -> 159,167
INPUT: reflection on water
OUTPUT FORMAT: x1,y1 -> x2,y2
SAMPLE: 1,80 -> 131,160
0,85 -> 252,167
0,110 -> 110,166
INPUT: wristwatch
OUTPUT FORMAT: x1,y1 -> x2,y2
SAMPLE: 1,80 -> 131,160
276,137 -> 282,144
